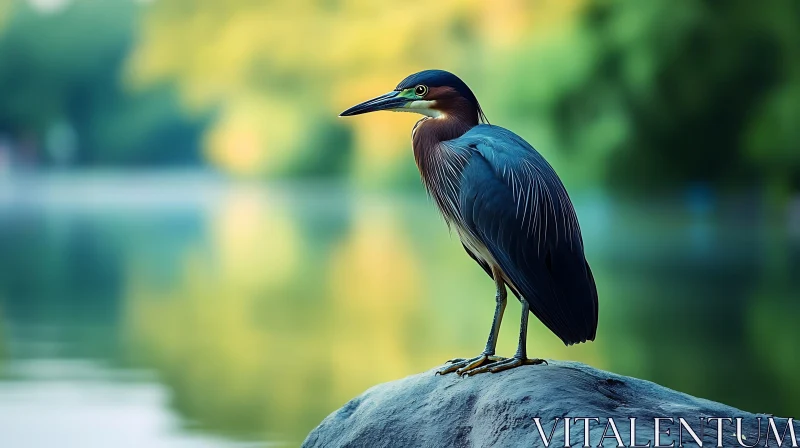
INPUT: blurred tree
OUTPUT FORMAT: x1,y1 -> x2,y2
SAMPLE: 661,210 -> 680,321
0,0 -> 206,167
744,2 -> 800,201
127,0 -> 581,180
6,0 -> 791,189
130,0 -> 799,193
546,0 -> 800,193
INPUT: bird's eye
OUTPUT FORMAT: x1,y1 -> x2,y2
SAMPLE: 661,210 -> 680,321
414,85 -> 428,97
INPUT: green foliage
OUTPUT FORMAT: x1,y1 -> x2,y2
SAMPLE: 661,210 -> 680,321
544,0 -> 800,192
0,0 -> 205,166
0,0 -> 796,191
285,116 -> 354,179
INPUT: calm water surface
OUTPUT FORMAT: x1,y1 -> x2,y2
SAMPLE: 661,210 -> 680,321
0,174 -> 797,447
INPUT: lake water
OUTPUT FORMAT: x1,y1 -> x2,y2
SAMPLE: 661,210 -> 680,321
0,173 -> 797,447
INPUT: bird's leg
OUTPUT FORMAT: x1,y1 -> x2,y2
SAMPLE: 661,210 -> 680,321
437,269 -> 508,375
464,299 -> 547,375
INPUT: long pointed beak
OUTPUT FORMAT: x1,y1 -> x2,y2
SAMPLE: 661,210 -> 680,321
339,91 -> 409,117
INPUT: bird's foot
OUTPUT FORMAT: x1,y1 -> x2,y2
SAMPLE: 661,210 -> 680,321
436,353 -> 505,376
462,356 -> 547,376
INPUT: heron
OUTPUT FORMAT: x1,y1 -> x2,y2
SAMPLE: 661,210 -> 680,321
340,70 -> 598,376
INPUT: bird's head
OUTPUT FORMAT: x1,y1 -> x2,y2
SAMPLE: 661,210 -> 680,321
339,69 -> 487,124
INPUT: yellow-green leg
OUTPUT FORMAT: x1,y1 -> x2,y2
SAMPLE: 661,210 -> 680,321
465,299 -> 547,376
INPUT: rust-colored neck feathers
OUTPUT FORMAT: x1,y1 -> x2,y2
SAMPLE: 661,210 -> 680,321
412,87 -> 479,168
411,87 -> 480,220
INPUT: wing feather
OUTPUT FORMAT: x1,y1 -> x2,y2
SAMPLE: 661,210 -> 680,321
451,125 -> 598,345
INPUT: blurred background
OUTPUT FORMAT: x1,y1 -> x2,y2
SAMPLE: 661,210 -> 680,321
0,0 -> 798,446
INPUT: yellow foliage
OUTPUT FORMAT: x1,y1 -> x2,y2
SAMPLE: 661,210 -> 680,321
126,0 -> 584,178
205,95 -> 304,176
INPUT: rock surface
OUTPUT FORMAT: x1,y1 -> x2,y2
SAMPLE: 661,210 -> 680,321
303,361 -> 795,448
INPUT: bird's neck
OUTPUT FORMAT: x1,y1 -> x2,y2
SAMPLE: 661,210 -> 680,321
411,107 -> 477,221
412,101 -> 478,167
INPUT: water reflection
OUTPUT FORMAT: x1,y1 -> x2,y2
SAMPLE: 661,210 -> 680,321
0,359 -> 262,448
0,175 -> 797,447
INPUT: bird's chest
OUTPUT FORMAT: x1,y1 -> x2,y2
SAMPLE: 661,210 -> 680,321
415,146 -> 466,224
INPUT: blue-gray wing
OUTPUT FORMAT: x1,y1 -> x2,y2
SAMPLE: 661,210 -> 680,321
450,125 -> 598,345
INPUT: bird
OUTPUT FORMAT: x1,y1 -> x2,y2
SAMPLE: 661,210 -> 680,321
340,70 -> 598,376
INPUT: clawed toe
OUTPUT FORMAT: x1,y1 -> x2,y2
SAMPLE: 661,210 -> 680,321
442,356 -> 547,376
436,354 -> 504,375
487,357 -> 547,374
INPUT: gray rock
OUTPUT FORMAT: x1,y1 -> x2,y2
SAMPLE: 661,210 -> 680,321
303,361 -> 796,448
